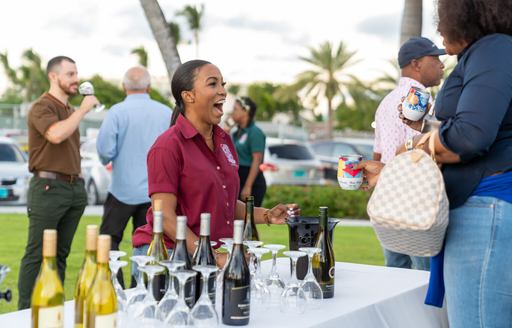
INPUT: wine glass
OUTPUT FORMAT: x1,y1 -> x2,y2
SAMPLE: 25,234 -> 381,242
127,255 -> 154,310
243,240 -> 263,275
164,270 -> 197,326
280,251 -> 308,314
109,250 -> 127,261
192,240 -> 218,259
155,260 -> 186,321
188,265 -> 219,326
109,260 -> 128,311
132,264 -> 165,319
217,238 -> 234,289
264,244 -> 286,303
248,247 -> 271,307
298,247 -> 323,306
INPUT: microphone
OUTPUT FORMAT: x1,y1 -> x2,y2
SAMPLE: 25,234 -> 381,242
79,81 -> 105,112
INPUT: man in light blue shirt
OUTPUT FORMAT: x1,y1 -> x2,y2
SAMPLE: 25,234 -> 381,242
96,66 -> 171,287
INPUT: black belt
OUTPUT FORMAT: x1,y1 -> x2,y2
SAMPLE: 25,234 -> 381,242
34,171 -> 83,183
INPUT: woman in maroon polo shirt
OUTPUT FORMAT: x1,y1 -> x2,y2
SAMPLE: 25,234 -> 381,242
132,60 -> 297,271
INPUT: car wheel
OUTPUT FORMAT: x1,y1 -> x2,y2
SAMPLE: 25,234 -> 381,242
87,181 -> 99,205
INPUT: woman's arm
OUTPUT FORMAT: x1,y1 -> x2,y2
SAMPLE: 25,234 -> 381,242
240,152 -> 264,200
397,132 -> 461,164
152,192 -> 199,255
235,199 -> 299,225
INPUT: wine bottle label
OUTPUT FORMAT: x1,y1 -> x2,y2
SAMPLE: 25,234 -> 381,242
329,266 -> 335,279
38,305 -> 64,328
227,285 -> 250,321
95,313 -> 117,328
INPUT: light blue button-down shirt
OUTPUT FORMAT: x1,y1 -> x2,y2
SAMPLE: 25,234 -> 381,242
96,93 -> 172,204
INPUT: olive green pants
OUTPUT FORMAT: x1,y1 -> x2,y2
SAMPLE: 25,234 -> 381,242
18,177 -> 87,309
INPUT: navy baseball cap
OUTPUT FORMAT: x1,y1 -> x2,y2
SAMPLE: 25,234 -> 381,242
398,37 -> 446,68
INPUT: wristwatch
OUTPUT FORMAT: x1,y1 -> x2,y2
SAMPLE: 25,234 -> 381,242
405,137 -> 414,151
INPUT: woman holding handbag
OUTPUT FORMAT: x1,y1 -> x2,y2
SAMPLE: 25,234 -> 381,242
355,0 -> 512,327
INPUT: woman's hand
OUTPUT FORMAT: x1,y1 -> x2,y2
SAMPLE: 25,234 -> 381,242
398,97 -> 429,132
240,185 -> 252,201
266,203 -> 300,224
215,252 -> 228,268
350,160 -> 385,190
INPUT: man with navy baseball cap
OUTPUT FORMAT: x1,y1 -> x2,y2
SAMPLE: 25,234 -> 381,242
373,36 -> 446,271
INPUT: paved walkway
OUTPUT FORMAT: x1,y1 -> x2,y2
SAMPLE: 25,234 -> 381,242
0,206 -> 372,227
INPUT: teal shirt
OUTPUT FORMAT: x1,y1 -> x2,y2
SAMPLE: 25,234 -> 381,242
231,122 -> 266,167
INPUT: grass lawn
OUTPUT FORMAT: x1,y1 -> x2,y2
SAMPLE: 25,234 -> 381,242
0,213 -> 384,314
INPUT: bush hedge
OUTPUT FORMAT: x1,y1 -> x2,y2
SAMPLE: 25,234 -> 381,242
261,185 -> 371,219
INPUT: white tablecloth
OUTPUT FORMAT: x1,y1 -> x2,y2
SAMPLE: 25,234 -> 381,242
0,258 -> 448,327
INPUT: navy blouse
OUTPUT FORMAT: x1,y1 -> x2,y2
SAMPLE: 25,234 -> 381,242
435,33 -> 512,209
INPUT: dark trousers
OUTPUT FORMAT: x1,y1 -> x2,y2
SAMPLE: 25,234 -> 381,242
238,165 -> 267,207
18,177 -> 87,309
100,193 -> 150,288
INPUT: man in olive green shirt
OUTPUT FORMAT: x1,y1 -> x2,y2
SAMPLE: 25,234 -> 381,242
18,56 -> 99,309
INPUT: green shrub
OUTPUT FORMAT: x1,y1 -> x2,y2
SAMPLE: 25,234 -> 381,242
262,185 -> 370,219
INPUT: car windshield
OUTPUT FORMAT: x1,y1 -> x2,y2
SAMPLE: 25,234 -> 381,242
268,144 -> 314,160
0,143 -> 25,162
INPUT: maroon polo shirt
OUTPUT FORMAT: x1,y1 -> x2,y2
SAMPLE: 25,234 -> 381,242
132,114 -> 240,249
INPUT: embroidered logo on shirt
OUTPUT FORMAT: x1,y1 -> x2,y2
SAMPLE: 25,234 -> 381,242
221,144 -> 237,165
239,133 -> 248,144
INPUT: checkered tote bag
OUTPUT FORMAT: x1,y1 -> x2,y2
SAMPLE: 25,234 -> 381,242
367,131 -> 449,257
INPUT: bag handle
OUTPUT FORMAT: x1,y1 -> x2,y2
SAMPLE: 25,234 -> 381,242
414,131 -> 432,150
411,131 -> 438,164
428,130 -> 438,163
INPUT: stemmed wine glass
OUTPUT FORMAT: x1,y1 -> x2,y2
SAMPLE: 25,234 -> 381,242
216,238 -> 234,289
264,244 -> 286,303
127,255 -> 154,310
248,247 -> 271,307
243,240 -> 263,276
155,260 -> 185,321
280,251 -> 308,314
188,265 -> 219,326
109,260 -> 128,311
165,270 -> 197,326
298,247 -> 323,306
132,264 -> 166,320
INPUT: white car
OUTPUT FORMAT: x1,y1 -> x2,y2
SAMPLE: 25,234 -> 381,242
260,138 -> 326,186
0,137 -> 31,205
80,139 -> 111,205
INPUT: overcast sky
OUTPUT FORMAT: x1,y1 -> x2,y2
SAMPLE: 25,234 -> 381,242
0,0 -> 443,93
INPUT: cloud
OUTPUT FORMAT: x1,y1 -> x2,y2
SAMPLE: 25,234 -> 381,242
356,13 -> 401,41
102,44 -> 129,57
208,14 -> 292,34
44,4 -> 99,37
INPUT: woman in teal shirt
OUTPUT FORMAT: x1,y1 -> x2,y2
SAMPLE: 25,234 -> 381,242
231,97 -> 267,206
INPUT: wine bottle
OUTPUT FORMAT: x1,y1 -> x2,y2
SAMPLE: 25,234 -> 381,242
242,196 -> 259,241
169,215 -> 195,307
85,235 -> 117,328
192,213 -> 217,303
74,225 -> 98,328
313,206 -> 335,298
222,220 -> 251,326
147,199 -> 169,301
31,229 -> 65,328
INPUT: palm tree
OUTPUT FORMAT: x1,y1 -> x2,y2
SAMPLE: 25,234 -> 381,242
168,21 -> 181,45
294,41 -> 359,139
139,0 -> 181,83
176,4 -> 204,58
131,46 -> 149,67
400,0 -> 422,45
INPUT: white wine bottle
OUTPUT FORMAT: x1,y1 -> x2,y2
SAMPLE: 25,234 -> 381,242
31,229 -> 65,328
313,206 -> 335,298
74,225 -> 98,328
85,235 -> 117,328
147,199 -> 169,301
222,220 -> 251,326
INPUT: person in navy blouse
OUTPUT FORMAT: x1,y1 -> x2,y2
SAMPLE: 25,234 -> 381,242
354,0 -> 512,326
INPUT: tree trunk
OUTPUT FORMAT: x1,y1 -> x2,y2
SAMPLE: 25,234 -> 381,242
399,0 -> 422,46
327,97 -> 333,139
139,0 -> 181,83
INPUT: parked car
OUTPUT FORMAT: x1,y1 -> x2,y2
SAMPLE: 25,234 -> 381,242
260,138 -> 326,186
310,138 -> 374,182
0,137 -> 31,205
80,139 -> 111,205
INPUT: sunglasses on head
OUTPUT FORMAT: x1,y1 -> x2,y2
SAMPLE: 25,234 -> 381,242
236,97 -> 251,111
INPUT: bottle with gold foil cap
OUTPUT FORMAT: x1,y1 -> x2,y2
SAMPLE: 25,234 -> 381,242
85,235 -> 117,328
31,229 -> 65,328
74,225 -> 98,328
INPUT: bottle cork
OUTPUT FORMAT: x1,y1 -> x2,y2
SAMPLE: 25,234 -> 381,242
42,229 -> 57,257
153,199 -> 162,212
85,225 -> 98,251
96,235 -> 111,264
